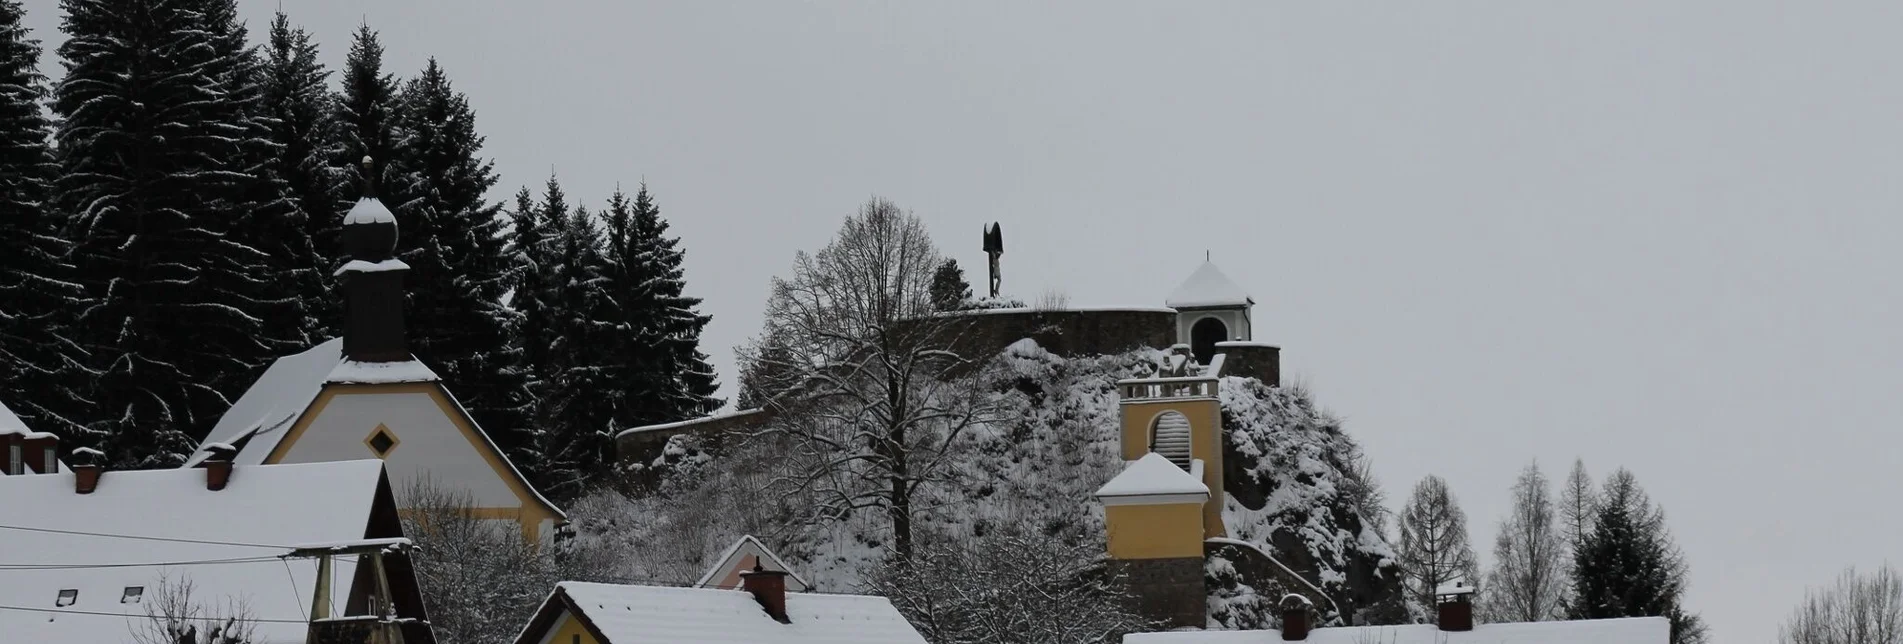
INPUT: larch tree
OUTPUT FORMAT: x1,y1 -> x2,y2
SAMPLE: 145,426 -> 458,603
0,0 -> 88,435
1485,461 -> 1567,622
746,196 -> 985,560
261,11 -> 342,336
1560,458 -> 1598,560
1781,565 -> 1903,644
1397,474 -> 1480,614
1569,468 -> 1707,644
391,57 -> 532,458
53,0 -> 298,465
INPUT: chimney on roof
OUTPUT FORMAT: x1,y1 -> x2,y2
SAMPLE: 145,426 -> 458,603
1279,594 -> 1313,641
199,443 -> 237,491
69,448 -> 103,494
1436,581 -> 1476,632
338,156 -> 409,363
740,564 -> 790,624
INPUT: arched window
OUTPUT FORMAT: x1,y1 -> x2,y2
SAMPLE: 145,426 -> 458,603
1190,317 -> 1229,365
1149,411 -> 1193,470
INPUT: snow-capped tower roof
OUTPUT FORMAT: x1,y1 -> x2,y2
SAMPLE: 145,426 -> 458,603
336,156 -> 411,364
1166,261 -> 1253,309
340,156 -> 398,260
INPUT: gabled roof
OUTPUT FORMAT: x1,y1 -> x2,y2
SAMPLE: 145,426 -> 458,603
1095,453 -> 1209,502
0,399 -> 29,435
1123,616 -> 1671,643
183,338 -> 436,468
0,460 -> 395,643
515,582 -> 927,644
1166,261 -> 1254,309
695,535 -> 811,592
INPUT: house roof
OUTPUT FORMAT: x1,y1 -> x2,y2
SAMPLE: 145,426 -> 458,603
185,339 -> 440,467
1095,453 -> 1209,501
516,581 -> 928,644
0,460 -> 391,643
0,399 -> 28,435
1123,616 -> 1671,644
694,535 -> 811,592
1166,261 -> 1254,309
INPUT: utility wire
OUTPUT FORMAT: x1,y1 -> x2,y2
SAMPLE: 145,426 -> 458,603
0,603 -> 313,624
0,524 -> 295,550
0,556 -> 285,571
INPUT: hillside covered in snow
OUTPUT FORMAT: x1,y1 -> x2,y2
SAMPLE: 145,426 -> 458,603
570,339 -> 1405,628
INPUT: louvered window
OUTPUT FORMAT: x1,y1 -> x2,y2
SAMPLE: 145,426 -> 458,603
1149,411 -> 1194,470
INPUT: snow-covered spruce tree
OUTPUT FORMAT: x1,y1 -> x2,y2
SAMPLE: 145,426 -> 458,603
747,197 -> 984,561
1485,461 -> 1567,622
261,11 -> 342,336
507,178 -> 565,411
1217,377 -> 1408,625
390,58 -> 533,459
1397,474 -> 1480,616
532,204 -> 612,498
0,0 -> 89,436
333,23 -> 402,209
1569,468 -> 1707,644
54,0 -> 301,465
929,258 -> 972,311
607,185 -> 720,425
1781,565 -> 1903,644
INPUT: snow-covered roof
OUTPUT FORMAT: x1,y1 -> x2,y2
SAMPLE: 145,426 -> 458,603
1123,617 -> 1671,644
0,460 -> 390,643
184,338 -> 438,467
334,258 -> 411,277
343,196 -> 396,226
1166,261 -> 1253,309
521,581 -> 928,644
1436,581 -> 1476,596
1095,453 -> 1209,503
695,535 -> 811,592
0,399 -> 29,436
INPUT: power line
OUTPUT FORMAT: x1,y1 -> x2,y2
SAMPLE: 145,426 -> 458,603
0,555 -> 286,571
0,524 -> 294,550
0,603 -> 313,624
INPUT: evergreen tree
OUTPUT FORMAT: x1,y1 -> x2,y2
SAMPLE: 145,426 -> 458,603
390,57 -> 532,458
930,258 -> 971,311
260,11 -> 342,335
1561,458 -> 1598,556
617,185 -> 720,424
53,0 -> 299,465
0,0 -> 88,435
508,176 -> 567,404
1569,468 -> 1707,643
1485,461 -> 1567,622
333,23 -> 401,208
533,203 -> 611,496
1397,474 -> 1480,615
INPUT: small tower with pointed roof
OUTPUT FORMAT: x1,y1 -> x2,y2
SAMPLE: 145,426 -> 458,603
337,156 -> 410,363
1166,261 -> 1254,365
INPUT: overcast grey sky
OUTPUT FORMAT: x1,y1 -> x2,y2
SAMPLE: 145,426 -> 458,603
24,1 -> 1903,639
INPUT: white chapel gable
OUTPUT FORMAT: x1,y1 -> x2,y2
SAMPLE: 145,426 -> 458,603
276,389 -> 522,509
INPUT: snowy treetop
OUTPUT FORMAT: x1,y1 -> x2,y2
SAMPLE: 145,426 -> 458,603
1125,616 -> 1671,643
547,581 -> 928,643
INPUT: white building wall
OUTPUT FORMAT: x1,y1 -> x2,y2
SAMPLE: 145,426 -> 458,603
276,391 -> 523,509
1175,308 -> 1251,346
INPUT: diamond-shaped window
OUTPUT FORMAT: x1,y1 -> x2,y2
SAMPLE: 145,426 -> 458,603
365,425 -> 400,457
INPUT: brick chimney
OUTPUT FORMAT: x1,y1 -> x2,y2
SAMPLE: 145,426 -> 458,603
1436,581 -> 1475,632
1279,594 -> 1313,641
69,448 -> 104,494
740,565 -> 790,623
199,443 -> 237,491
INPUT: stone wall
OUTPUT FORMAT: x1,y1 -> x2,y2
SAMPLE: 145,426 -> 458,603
916,308 -> 1179,364
1111,557 -> 1207,630
1215,341 -> 1281,386
613,408 -> 774,478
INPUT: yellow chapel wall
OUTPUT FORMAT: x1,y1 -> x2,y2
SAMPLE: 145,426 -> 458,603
1105,502 -> 1209,559
1118,397 -> 1226,538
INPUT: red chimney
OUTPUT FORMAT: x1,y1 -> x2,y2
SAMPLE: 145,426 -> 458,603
740,565 -> 790,623
69,447 -> 104,494
1280,594 -> 1312,641
199,443 -> 237,491
1436,582 -> 1475,632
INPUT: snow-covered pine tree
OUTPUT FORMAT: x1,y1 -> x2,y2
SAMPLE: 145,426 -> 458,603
333,23 -> 402,210
1569,468 -> 1707,643
930,258 -> 972,311
1397,474 -> 1480,615
390,58 -> 533,459
1485,461 -> 1567,622
0,0 -> 88,436
261,11 -> 343,336
53,0 -> 300,465
532,203 -> 613,497
509,176 -> 567,407
618,185 -> 720,423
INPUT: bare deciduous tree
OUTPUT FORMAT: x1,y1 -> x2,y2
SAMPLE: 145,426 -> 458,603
870,533 -> 1154,644
1398,474 -> 1480,615
1781,565 -> 1903,644
744,197 -> 986,560
132,575 -> 257,644
1484,461 -> 1567,622
1560,458 -> 1597,558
